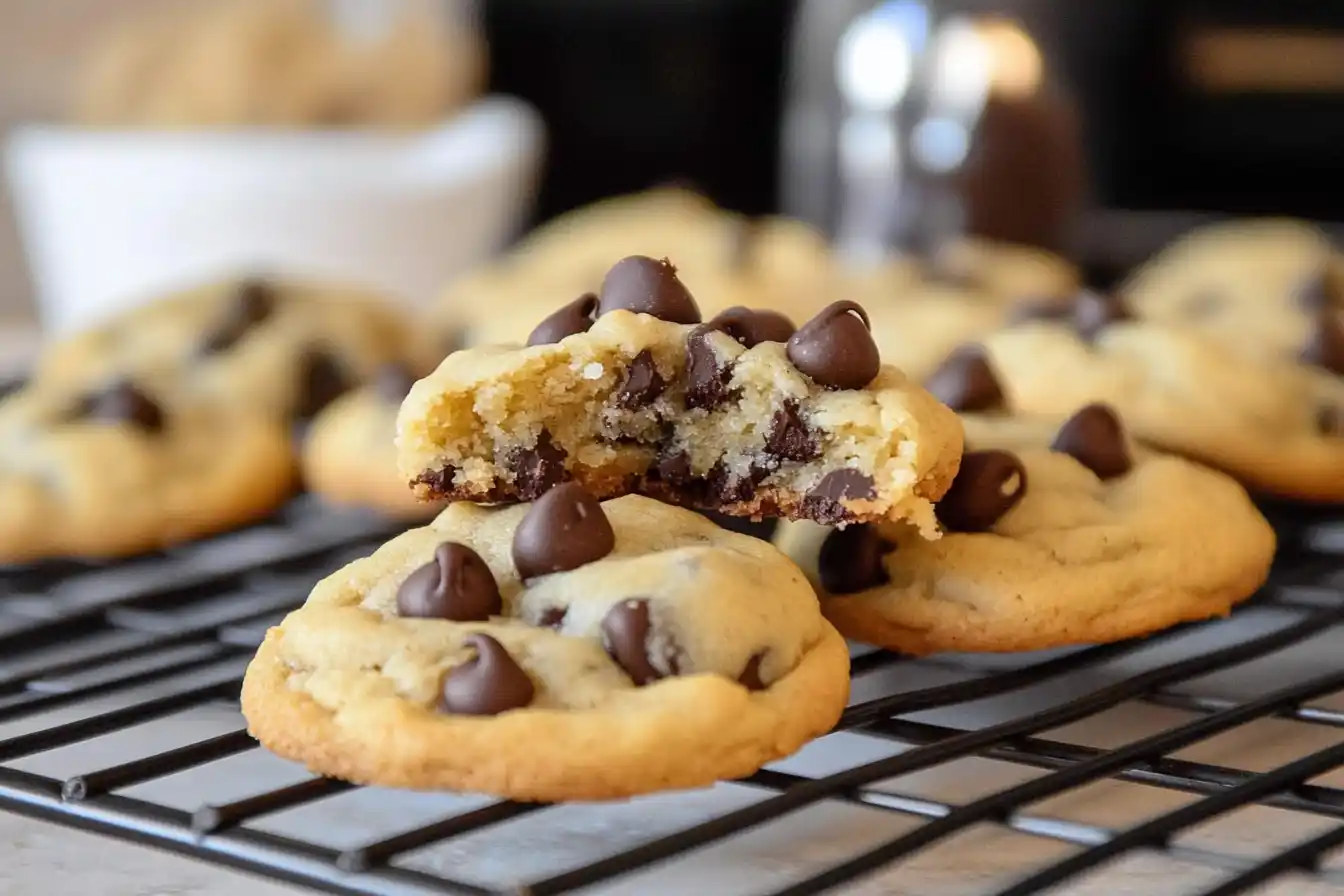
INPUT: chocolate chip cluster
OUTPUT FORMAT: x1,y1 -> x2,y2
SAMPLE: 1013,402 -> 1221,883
395,482 -> 768,716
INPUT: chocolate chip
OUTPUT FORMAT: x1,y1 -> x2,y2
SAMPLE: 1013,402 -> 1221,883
598,256 -> 702,324
653,449 -> 696,487
505,430 -> 568,500
1296,268 -> 1342,312
706,461 -> 770,505
374,362 -> 418,403
765,401 -> 820,462
528,293 -> 599,346
1006,296 -> 1074,325
77,381 -> 165,432
787,301 -> 881,390
413,464 -> 458,496
684,325 -> 735,410
738,652 -> 768,691
1074,291 -> 1134,342
1051,403 -> 1132,480
293,348 -> 354,420
924,344 -> 1006,413
440,634 -> 535,716
601,598 -> 679,686
538,606 -> 568,628
819,525 -> 892,594
199,278 -> 277,355
709,306 -> 797,347
512,481 -> 616,579
802,469 -> 877,525
936,450 -> 1028,533
396,542 -> 502,622
1300,310 -> 1344,375
614,349 -> 666,409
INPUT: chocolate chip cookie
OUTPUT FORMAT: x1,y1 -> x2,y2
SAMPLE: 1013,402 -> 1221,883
302,363 -> 445,520
399,257 -> 964,531
241,487 -> 851,799
0,376 -> 296,562
1121,219 -> 1344,383
777,403 -> 1277,655
435,189 -> 835,347
969,293 -> 1344,502
74,0 -> 484,129
36,277 -> 440,425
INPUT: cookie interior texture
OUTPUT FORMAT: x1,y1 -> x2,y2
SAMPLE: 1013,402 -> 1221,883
397,309 -> 961,530
241,493 -> 851,799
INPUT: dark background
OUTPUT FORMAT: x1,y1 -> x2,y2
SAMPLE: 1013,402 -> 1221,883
486,0 -> 1344,228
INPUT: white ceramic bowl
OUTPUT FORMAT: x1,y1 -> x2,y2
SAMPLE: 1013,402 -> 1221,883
5,95 -> 544,335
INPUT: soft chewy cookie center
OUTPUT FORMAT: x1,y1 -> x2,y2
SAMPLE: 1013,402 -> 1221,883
399,256 -> 945,525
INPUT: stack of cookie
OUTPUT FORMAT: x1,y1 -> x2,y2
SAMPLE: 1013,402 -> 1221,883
240,251 -> 1284,800
241,254 -> 969,798
0,276 -> 448,563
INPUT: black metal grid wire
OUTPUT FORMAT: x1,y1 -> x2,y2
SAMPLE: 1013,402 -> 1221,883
0,495 -> 1340,896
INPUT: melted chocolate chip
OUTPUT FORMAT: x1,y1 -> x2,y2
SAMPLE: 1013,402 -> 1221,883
598,256 -> 702,324
706,461 -> 770,505
413,465 -> 458,496
601,598 -> 679,685
293,349 -> 354,420
527,293 -> 599,346
819,525 -> 892,594
199,278 -> 277,355
1074,291 -> 1134,342
653,449 -> 696,488
787,301 -> 881,390
396,542 -> 501,621
538,606 -> 568,628
924,344 -> 1006,413
936,450 -> 1028,533
684,324 -> 735,410
440,634 -> 535,716
802,469 -> 877,525
78,381 -> 165,432
512,481 -> 616,579
765,402 -> 820,462
505,431 -> 568,500
374,362 -> 418,403
738,652 -> 768,691
614,349 -> 666,409
709,306 -> 797,347
1300,310 -> 1344,375
1051,403 -> 1132,480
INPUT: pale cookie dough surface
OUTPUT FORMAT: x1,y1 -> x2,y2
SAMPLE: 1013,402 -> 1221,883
1120,218 -> 1343,369
980,321 -> 1344,501
303,384 -> 444,521
241,495 -> 851,800
36,278 -> 441,424
0,377 -> 296,563
777,413 -> 1277,655
74,0 -> 484,129
435,189 -> 836,346
397,308 -> 964,532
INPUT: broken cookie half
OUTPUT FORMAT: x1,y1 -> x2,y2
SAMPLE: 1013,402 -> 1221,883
397,256 -> 964,531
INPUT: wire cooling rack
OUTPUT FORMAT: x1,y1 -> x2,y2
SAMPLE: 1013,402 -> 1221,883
0,494 -> 1341,896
